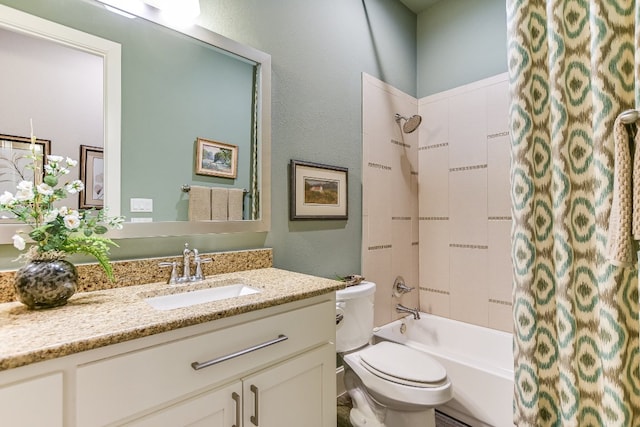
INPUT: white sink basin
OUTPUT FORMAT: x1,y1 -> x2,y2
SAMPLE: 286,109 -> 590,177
143,283 -> 262,310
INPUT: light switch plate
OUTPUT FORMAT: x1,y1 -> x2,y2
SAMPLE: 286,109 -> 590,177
130,198 -> 153,212
130,217 -> 153,222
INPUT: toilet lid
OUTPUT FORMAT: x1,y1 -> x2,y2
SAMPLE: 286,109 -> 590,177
359,341 -> 447,387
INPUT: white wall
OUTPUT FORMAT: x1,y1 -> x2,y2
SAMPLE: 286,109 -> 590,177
418,73 -> 512,332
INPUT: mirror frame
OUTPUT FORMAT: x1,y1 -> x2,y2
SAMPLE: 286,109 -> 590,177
0,2 -> 271,241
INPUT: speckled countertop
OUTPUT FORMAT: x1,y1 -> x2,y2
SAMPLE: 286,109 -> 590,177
0,268 -> 343,372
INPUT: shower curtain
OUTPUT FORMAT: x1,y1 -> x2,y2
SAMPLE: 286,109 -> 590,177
508,1 -> 640,425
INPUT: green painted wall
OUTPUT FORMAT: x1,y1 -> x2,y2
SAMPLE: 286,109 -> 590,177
202,0 -> 417,277
0,0 -> 416,278
416,0 -> 507,97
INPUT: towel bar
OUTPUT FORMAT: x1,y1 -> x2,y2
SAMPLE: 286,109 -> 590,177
182,184 -> 247,193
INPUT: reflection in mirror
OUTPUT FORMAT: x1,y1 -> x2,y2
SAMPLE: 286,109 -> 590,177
0,25 -> 104,212
0,0 -> 271,242
0,134 -> 50,219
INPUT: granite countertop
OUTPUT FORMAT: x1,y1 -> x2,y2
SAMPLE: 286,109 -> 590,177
0,267 -> 344,372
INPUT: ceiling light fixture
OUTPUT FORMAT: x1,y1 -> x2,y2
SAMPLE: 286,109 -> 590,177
98,0 -> 144,17
141,0 -> 200,26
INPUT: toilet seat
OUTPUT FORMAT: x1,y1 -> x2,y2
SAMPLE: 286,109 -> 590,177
359,342 -> 448,388
343,341 -> 453,409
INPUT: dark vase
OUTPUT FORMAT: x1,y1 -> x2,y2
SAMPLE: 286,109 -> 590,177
14,259 -> 78,309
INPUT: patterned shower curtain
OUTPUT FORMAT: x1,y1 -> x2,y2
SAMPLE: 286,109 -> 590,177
508,1 -> 640,425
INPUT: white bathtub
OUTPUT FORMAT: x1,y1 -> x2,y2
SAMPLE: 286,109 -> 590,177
373,313 -> 514,427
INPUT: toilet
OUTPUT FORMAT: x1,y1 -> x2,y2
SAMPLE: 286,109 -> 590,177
336,281 -> 452,427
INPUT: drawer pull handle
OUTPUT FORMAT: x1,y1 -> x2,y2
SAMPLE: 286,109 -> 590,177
232,392 -> 240,427
191,334 -> 288,371
250,384 -> 259,426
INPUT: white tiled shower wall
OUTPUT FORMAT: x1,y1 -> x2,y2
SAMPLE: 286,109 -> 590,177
362,72 -> 512,333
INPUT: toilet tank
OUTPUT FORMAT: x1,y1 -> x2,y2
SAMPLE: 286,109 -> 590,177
336,281 -> 376,353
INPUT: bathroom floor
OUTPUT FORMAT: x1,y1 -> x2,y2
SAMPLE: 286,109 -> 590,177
337,394 -> 470,427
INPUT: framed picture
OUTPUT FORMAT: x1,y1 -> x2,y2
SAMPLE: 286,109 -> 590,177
289,160 -> 348,220
0,133 -> 50,188
195,137 -> 238,179
79,145 -> 104,209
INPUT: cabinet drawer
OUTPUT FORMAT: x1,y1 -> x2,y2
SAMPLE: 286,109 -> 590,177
76,300 -> 334,426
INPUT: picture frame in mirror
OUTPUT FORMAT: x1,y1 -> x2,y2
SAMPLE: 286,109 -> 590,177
195,137 -> 238,179
79,145 -> 104,209
0,133 -> 51,190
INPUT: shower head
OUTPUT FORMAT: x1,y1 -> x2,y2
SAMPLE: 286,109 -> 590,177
395,113 -> 422,133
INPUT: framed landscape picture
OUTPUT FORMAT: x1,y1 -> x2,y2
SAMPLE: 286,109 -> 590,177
195,137 -> 238,179
289,159 -> 348,220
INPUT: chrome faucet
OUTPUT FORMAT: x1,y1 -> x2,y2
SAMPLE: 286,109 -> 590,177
396,304 -> 420,320
159,243 -> 212,284
182,243 -> 193,282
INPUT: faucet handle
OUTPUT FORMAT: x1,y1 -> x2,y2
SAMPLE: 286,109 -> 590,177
393,276 -> 415,297
159,261 -> 178,284
193,257 -> 213,281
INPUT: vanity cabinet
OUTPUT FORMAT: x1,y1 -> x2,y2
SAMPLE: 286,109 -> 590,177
128,343 -> 334,427
0,372 -> 63,427
0,293 -> 336,427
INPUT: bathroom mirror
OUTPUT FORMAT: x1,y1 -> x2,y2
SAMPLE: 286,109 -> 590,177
0,0 -> 271,241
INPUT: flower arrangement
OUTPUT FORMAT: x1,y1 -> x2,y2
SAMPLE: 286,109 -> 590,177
0,130 -> 124,280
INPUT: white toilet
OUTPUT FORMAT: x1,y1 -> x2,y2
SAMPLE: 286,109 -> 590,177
336,281 -> 452,427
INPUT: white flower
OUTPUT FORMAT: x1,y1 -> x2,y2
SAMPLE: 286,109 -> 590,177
12,234 -> 25,251
63,213 -> 81,230
59,167 -> 70,175
36,183 -> 54,196
44,209 -> 59,223
15,190 -> 33,201
0,191 -> 15,205
65,180 -> 84,194
16,181 -> 33,192
47,155 -> 64,163
65,157 -> 78,167
15,181 -> 34,201
58,206 -> 69,216
44,164 -> 54,174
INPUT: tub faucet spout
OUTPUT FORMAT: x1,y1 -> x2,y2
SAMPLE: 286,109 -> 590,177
396,304 -> 420,320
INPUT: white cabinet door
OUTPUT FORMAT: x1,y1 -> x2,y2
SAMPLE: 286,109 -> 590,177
0,372 -> 63,427
243,344 -> 336,427
127,381 -> 242,427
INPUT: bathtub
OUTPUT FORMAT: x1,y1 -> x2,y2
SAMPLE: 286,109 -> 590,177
373,313 -> 514,427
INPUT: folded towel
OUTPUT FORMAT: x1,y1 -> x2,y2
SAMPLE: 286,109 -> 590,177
211,188 -> 229,221
633,126 -> 640,240
607,116 -> 640,266
188,185 -> 211,221
228,188 -> 244,220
